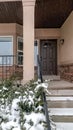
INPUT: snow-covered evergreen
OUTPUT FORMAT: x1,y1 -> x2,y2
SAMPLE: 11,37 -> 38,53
0,80 -> 48,130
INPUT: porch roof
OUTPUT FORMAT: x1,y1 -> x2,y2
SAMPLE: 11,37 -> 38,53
0,0 -> 73,28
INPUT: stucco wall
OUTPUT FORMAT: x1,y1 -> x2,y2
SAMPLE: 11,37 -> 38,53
60,11 -> 73,65
35,28 -> 60,39
0,23 -> 16,35
16,24 -> 23,36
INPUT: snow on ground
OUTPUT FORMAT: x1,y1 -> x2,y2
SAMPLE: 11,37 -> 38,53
0,82 -> 47,130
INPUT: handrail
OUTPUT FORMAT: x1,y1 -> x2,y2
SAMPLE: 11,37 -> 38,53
37,55 -> 43,83
37,54 -> 51,130
43,92 -> 51,130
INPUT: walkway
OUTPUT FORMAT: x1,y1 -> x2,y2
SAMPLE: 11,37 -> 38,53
46,80 -> 73,130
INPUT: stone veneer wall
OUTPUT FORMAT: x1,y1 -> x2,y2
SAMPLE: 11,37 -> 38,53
58,63 -> 73,81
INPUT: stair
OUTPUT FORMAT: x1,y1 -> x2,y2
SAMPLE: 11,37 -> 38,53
46,80 -> 73,130
43,75 -> 60,81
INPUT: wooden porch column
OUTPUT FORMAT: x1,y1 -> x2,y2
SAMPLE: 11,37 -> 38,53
22,0 -> 36,83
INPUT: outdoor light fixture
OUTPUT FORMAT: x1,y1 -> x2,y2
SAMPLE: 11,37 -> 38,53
43,43 -> 48,48
60,39 -> 64,45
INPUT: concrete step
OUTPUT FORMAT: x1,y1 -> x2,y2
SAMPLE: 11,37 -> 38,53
47,89 -> 73,95
51,115 -> 73,122
55,123 -> 73,130
47,80 -> 73,89
46,80 -> 73,129
47,96 -> 73,108
43,75 -> 60,81
48,100 -> 73,108
48,108 -> 73,116
46,96 -> 73,101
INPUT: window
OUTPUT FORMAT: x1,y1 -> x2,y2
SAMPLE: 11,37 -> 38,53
17,37 -> 23,65
0,36 -> 13,65
17,38 -> 38,66
34,40 -> 38,66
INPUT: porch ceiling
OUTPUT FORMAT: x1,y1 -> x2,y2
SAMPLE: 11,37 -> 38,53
0,0 -> 73,28
35,0 -> 73,28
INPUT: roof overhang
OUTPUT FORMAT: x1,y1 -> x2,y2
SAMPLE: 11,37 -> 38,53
0,0 -> 72,28
0,0 -> 21,1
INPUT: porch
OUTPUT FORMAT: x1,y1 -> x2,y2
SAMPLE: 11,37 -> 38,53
0,0 -> 72,82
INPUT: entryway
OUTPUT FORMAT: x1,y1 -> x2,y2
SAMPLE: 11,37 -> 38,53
40,39 -> 57,75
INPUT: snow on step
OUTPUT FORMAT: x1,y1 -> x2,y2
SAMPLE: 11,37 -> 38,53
55,123 -> 73,130
46,96 -> 73,101
48,108 -> 73,116
49,90 -> 73,95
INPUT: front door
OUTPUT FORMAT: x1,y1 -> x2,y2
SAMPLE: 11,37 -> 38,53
40,39 -> 57,75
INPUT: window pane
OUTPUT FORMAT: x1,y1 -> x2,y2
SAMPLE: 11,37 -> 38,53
0,56 -> 13,65
18,41 -> 23,51
18,37 -> 23,51
0,37 -> 13,65
18,52 -> 23,65
0,37 -> 13,55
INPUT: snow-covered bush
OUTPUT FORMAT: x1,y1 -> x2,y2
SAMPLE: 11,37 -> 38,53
0,80 -> 48,130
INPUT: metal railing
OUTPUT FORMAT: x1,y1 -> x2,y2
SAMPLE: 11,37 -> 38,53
37,54 -> 51,130
0,55 -> 23,80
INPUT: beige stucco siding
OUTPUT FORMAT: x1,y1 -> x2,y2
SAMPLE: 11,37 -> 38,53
60,11 -> 73,65
16,24 -> 23,36
0,23 -> 16,35
35,29 -> 60,39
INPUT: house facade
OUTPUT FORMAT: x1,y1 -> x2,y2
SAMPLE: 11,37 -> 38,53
0,0 -> 73,83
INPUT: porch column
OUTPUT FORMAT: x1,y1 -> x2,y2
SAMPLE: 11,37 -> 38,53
22,0 -> 36,83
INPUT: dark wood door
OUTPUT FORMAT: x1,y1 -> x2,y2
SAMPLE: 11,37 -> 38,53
40,39 -> 57,75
